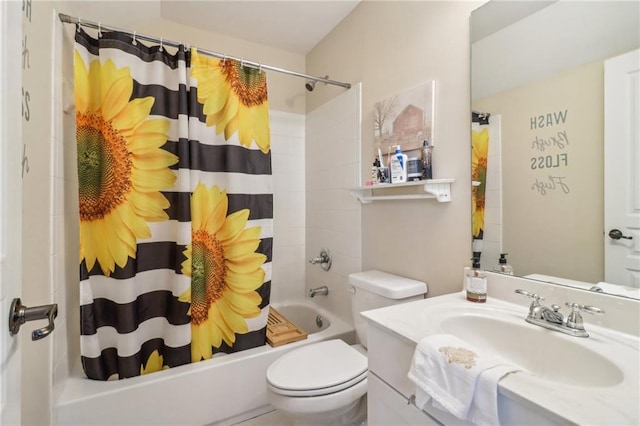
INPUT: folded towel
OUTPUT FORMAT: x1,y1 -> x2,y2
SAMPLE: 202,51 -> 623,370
408,334 -> 520,425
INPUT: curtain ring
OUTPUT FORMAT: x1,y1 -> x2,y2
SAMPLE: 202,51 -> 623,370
159,37 -> 164,52
76,18 -> 81,32
240,58 -> 244,69
222,54 -> 226,66
258,62 -> 262,74
132,31 -> 137,46
97,22 -> 102,38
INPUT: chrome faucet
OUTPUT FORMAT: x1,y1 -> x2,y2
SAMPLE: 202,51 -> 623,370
308,248 -> 332,271
515,289 -> 604,338
308,286 -> 329,298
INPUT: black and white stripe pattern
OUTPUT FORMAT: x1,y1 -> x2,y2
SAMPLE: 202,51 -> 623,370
76,28 -> 273,380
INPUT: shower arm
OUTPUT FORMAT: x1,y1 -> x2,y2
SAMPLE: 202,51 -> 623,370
57,13 -> 351,90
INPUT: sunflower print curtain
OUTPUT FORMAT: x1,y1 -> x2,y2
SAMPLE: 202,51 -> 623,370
75,28 -> 273,380
471,114 -> 490,262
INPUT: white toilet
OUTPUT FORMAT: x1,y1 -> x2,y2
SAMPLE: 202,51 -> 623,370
266,270 -> 428,425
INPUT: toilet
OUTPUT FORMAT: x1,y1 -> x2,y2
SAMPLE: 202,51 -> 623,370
266,270 -> 428,425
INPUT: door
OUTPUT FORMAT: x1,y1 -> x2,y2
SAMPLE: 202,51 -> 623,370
604,49 -> 640,287
0,1 -> 23,424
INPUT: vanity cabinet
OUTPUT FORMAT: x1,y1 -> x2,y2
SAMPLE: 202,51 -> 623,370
366,322 -> 470,426
365,315 -> 566,426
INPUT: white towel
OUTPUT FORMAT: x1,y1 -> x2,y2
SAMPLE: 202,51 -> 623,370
407,334 -> 520,425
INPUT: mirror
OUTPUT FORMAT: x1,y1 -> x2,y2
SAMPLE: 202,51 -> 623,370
470,1 -> 640,298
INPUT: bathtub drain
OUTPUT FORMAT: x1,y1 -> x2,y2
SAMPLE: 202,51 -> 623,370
315,315 -> 324,329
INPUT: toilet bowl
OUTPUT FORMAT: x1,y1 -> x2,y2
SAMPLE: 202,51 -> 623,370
267,340 -> 367,425
266,270 -> 428,425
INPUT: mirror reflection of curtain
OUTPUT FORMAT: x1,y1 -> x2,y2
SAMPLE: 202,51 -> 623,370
471,113 -> 502,270
75,28 -> 273,380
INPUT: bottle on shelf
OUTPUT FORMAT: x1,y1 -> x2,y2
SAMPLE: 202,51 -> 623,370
421,139 -> 433,179
390,145 -> 408,183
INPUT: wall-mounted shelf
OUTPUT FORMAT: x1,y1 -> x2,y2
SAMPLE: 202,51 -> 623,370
350,179 -> 455,204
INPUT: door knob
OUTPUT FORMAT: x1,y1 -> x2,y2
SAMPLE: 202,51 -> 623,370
8,298 -> 58,341
608,229 -> 633,240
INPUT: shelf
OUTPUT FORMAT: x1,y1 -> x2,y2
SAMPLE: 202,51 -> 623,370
350,179 -> 455,204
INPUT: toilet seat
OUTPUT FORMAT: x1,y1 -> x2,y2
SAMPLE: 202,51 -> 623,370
267,339 -> 368,397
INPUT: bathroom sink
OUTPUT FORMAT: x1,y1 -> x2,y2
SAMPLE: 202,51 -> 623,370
422,303 -> 625,388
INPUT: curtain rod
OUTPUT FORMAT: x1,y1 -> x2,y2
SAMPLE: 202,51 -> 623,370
58,13 -> 351,90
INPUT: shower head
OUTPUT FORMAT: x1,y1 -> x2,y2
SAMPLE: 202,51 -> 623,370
305,76 -> 329,92
305,80 -> 316,92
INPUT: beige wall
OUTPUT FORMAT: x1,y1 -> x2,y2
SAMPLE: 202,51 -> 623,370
473,60 -> 604,283
306,1 -> 480,297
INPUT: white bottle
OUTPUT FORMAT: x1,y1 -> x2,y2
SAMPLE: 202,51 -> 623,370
390,145 -> 408,183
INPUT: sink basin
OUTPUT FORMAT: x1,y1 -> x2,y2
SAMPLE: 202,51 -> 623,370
423,304 -> 625,388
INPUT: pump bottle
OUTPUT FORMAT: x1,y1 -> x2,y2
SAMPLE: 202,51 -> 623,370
466,258 -> 487,303
495,253 -> 513,275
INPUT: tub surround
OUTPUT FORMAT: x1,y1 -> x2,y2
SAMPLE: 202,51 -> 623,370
362,272 -> 640,425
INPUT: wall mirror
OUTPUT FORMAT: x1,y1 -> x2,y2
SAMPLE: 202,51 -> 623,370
470,0 -> 640,298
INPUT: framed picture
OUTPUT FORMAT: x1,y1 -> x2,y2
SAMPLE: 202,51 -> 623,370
373,81 -> 435,161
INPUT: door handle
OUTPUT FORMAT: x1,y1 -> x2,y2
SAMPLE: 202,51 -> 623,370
8,298 -> 58,341
608,229 -> 633,240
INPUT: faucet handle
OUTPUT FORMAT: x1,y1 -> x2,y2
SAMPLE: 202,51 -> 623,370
564,302 -> 604,332
515,289 -> 545,304
565,302 -> 605,315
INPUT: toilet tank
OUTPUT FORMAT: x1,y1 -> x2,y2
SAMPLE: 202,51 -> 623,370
348,270 -> 428,348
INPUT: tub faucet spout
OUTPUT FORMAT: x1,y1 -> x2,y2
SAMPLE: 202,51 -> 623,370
308,286 -> 329,298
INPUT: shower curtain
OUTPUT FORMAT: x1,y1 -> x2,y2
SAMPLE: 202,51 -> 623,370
75,28 -> 273,380
471,113 -> 490,263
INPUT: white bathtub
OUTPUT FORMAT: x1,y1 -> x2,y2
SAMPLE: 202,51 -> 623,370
54,301 -> 355,426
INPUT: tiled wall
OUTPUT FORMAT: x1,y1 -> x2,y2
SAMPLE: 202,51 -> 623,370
305,84 -> 362,323
270,111 -> 307,302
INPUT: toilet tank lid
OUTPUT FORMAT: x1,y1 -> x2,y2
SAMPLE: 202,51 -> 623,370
348,270 -> 428,299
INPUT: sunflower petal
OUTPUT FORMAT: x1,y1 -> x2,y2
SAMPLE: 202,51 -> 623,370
220,298 -> 248,335
202,90 -> 228,118
226,268 -> 265,292
131,168 -> 177,191
203,188 -> 228,236
112,97 -> 155,131
251,104 -> 271,153
129,191 -> 170,221
132,151 -> 179,170
73,51 -> 89,113
102,74 -> 133,122
224,290 -> 262,316
237,108 -> 253,148
216,209 -> 249,243
227,252 -> 267,273
86,59 -> 103,113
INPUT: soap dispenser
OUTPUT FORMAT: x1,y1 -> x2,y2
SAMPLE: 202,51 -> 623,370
466,258 -> 487,303
495,253 -> 513,275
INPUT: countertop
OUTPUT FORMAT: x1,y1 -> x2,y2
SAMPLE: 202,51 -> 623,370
361,283 -> 640,425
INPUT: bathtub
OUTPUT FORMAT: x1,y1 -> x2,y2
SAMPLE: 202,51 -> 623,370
54,301 -> 355,426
